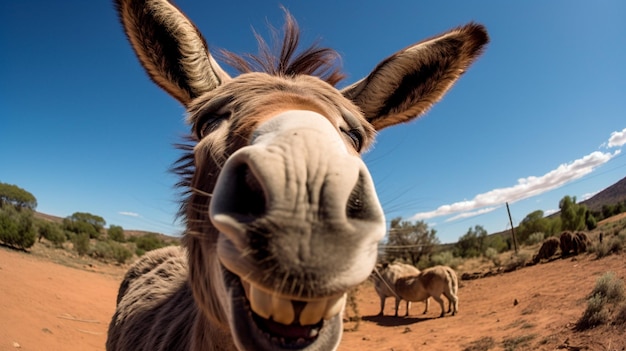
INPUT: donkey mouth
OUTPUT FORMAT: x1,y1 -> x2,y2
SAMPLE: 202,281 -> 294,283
222,267 -> 345,350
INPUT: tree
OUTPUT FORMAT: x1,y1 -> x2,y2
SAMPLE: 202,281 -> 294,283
585,211 -> 597,230
383,218 -> 440,266
108,225 -> 125,242
559,196 -> 587,231
0,203 -> 36,249
0,182 -> 37,210
63,212 -> 106,239
455,225 -> 488,258
517,210 -> 552,244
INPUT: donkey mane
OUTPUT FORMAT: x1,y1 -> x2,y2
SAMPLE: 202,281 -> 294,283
219,12 -> 345,86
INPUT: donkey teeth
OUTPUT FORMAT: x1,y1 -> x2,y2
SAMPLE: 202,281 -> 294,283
299,299 -> 327,325
246,282 -> 346,325
271,294 -> 295,325
249,284 -> 273,320
323,294 -> 347,321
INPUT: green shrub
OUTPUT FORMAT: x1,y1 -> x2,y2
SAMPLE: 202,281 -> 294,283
430,251 -> 463,269
577,272 -> 626,330
72,232 -> 90,256
91,240 -> 133,264
577,294 -> 610,330
591,272 -> 625,304
526,232 -> 544,245
484,247 -> 501,267
108,225 -> 125,242
592,233 -> 625,258
38,221 -> 66,247
131,233 -> 166,255
0,204 -> 36,249
110,242 -> 133,264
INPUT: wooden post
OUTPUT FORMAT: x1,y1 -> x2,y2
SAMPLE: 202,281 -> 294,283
506,202 -> 519,253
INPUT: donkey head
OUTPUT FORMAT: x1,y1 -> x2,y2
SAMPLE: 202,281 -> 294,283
115,0 -> 487,350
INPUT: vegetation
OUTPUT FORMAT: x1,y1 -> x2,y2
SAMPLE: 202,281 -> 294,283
0,182 -> 37,210
92,240 -> 133,264
576,271 -> 626,330
37,220 -> 66,247
108,224 -> 125,242
454,225 -> 508,258
63,212 -> 106,239
72,232 -> 90,256
560,196 -> 588,231
129,232 -> 169,256
382,218 -> 439,266
0,203 -> 37,249
516,210 -> 560,244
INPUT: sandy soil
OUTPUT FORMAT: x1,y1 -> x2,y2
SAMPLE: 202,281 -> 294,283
1,247 -> 625,351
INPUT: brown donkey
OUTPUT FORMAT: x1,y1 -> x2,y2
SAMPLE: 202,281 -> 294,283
108,1 -> 488,350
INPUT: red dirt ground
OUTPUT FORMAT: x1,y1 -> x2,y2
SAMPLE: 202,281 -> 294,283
1,247 -> 625,351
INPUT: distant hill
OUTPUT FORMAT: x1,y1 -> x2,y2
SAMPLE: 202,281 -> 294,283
579,175 -> 626,212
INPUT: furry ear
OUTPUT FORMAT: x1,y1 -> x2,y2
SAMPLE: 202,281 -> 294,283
115,0 -> 231,106
342,23 -> 488,131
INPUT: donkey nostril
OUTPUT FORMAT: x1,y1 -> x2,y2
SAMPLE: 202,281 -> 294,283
225,163 -> 267,222
345,171 -> 371,220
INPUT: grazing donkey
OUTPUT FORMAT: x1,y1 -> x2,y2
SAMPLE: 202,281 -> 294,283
107,1 -> 488,350
394,265 -> 459,318
373,262 -> 426,316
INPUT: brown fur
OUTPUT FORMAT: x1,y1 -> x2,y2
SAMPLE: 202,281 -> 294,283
394,265 -> 458,318
533,237 -> 560,263
109,1 -> 488,350
575,232 -> 590,253
560,231 -> 574,256
372,262 -> 421,316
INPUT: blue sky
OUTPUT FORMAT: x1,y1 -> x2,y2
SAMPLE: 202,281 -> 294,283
1,1 -> 625,243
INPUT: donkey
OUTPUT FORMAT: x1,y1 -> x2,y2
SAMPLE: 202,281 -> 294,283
107,1 -> 488,350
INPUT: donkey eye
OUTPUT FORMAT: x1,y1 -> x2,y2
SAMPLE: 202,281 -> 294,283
195,113 -> 229,139
343,128 -> 363,152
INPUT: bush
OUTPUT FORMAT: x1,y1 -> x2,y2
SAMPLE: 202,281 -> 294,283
72,232 -> 90,256
591,272 -> 625,304
591,233 -> 625,259
91,240 -> 133,264
38,221 -> 66,247
526,232 -> 545,246
131,233 -> 167,255
108,225 -> 125,242
430,251 -> 463,269
0,204 -> 36,249
577,294 -> 611,330
484,247 -> 501,267
577,272 -> 626,330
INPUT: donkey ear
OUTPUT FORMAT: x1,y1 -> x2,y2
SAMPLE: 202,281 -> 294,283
342,23 -> 488,131
115,0 -> 231,106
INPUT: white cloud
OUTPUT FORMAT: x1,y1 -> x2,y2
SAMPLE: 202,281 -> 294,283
580,191 -> 599,201
410,150 -> 619,222
119,211 -> 140,217
445,207 -> 499,222
544,209 -> 559,216
608,127 -> 626,148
